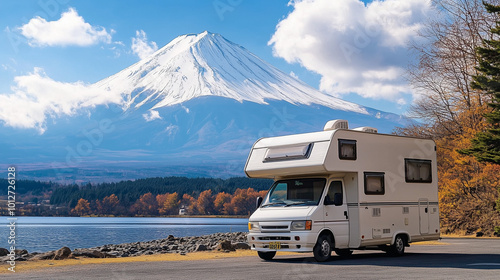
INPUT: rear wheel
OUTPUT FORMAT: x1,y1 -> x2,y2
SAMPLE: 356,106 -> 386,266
387,235 -> 406,256
257,251 -> 276,261
313,234 -> 332,262
334,248 -> 353,258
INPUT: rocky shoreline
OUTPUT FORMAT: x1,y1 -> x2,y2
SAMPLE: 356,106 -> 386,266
0,232 -> 250,262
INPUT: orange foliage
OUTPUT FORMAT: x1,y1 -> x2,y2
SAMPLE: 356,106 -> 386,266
96,194 -> 120,215
130,193 -> 158,216
436,117 -> 500,235
158,193 -> 179,215
214,192 -> 232,214
197,190 -> 214,215
71,198 -> 91,216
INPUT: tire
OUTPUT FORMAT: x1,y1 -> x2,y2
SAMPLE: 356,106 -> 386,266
334,248 -> 353,258
387,235 -> 405,257
257,251 -> 276,261
313,234 -> 332,262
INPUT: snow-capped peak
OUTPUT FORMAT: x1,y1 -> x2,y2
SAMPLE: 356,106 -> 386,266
95,31 -> 367,114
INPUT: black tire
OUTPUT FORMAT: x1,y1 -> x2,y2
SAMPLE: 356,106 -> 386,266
387,235 -> 406,257
313,234 -> 332,262
334,248 -> 353,258
257,251 -> 276,261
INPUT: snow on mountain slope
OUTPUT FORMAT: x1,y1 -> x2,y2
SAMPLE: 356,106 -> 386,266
95,31 -> 367,114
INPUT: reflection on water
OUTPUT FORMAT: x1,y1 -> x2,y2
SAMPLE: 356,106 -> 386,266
0,216 -> 248,253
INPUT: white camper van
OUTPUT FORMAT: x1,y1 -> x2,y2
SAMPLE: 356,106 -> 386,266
245,120 -> 439,262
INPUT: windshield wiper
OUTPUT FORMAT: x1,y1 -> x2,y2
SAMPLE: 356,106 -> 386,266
261,201 -> 287,207
284,202 -> 312,207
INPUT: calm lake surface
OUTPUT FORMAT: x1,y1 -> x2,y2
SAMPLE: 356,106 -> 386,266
0,216 -> 249,253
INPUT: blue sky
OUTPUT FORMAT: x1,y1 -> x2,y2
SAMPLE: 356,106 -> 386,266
0,0 -> 434,127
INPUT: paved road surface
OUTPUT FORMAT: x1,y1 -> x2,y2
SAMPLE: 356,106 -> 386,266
7,238 -> 500,279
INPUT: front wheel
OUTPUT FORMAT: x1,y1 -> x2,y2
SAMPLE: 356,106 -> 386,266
257,251 -> 276,261
313,235 -> 332,262
387,235 -> 405,256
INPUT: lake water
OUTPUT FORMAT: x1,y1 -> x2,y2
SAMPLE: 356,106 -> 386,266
0,216 -> 249,253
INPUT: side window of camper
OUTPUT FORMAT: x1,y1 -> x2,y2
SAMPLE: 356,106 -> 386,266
326,181 -> 343,205
338,139 -> 357,160
364,172 -> 385,195
405,159 -> 432,183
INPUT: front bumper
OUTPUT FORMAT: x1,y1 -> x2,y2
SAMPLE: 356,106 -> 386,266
247,231 -> 317,252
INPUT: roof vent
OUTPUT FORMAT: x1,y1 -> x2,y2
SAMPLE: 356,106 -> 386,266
324,119 -> 349,131
352,127 -> 378,133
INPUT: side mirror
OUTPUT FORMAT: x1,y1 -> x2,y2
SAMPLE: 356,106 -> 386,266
333,193 -> 343,206
256,197 -> 263,209
324,195 -> 333,205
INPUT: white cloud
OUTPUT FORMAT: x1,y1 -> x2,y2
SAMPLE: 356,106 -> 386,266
0,68 -> 124,133
131,30 -> 158,60
269,0 -> 433,101
142,110 -> 162,122
289,71 -> 299,79
20,8 -> 112,47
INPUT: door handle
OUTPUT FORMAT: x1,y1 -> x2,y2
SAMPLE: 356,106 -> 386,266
344,211 -> 348,219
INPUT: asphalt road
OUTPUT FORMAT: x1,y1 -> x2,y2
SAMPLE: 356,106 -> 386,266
7,238 -> 500,280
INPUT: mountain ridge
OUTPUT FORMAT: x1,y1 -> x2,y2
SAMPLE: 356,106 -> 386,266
95,31 -> 368,114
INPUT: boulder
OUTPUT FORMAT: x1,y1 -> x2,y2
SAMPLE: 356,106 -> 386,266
232,242 -> 250,250
0,248 -> 9,256
32,252 -> 55,260
194,244 -> 208,252
72,250 -> 115,258
216,240 -> 235,252
14,249 -> 28,256
54,247 -> 71,260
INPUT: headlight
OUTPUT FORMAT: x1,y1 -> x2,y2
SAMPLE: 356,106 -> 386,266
248,222 -> 260,231
291,220 -> 312,231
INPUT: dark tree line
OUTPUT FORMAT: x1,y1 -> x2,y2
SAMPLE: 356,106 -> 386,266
50,177 -> 272,208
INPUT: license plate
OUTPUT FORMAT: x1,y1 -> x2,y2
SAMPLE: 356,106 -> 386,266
269,242 -> 281,250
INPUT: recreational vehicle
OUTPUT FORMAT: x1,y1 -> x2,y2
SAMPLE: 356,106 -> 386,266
245,120 -> 439,261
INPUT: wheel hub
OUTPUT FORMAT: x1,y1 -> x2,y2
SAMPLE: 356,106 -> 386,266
321,240 -> 330,256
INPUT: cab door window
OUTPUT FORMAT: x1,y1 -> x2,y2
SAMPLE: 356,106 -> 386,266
326,181 -> 343,205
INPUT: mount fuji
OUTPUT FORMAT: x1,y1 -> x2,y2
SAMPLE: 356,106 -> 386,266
2,31 -> 408,183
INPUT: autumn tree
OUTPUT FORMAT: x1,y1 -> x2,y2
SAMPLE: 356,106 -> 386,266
197,190 -> 214,215
158,192 -> 179,215
96,194 -> 121,215
224,188 -> 262,215
156,193 -> 169,209
130,193 -> 158,216
461,2 -> 500,164
214,192 -> 232,215
71,198 -> 91,216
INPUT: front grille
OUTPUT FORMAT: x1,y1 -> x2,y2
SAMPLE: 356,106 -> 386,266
258,236 -> 291,241
261,226 -> 288,229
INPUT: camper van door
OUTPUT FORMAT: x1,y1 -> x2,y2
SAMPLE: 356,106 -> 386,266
323,180 -> 349,248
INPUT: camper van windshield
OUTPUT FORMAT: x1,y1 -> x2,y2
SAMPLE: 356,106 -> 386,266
261,178 -> 326,207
